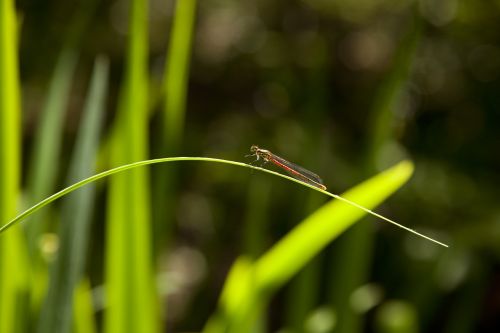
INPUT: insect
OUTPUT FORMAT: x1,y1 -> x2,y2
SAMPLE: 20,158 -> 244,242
248,145 -> 327,190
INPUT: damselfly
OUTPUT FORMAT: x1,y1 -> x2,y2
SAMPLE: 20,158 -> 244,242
248,145 -> 327,190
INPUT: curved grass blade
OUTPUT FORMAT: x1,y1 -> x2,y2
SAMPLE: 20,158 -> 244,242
0,158 -> 448,249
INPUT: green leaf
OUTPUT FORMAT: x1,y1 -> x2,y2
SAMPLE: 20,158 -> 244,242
0,0 -> 31,332
73,280 -> 97,333
104,0 -> 157,331
205,160 -> 423,332
37,56 -> 108,333
256,161 -> 415,289
25,49 -> 78,255
163,0 -> 196,151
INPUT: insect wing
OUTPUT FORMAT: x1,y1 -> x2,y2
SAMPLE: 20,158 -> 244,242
269,153 -> 325,187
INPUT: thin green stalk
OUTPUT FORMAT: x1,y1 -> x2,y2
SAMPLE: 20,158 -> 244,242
0,158 -> 447,248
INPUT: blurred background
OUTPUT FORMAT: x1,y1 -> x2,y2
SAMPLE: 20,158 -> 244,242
4,0 -> 500,332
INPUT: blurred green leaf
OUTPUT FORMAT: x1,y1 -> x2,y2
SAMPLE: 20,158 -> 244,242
163,0 -> 196,151
206,160 -> 415,332
104,0 -> 158,331
25,49 -> 78,255
37,56 -> 108,333
0,0 -> 30,332
257,160 -> 414,289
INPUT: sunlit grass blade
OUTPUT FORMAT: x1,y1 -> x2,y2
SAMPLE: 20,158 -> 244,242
256,160 -> 416,287
104,0 -> 158,331
204,160 -> 417,333
202,257 -> 260,333
0,0 -> 30,332
37,56 -> 108,333
25,48 -> 78,255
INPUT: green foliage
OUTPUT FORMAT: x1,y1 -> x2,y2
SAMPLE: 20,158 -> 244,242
104,0 -> 157,331
2,0 -> 475,331
163,0 -> 197,151
25,49 -> 78,255
204,160 -> 414,332
73,280 -> 97,333
0,1 -> 30,332
37,56 -> 108,333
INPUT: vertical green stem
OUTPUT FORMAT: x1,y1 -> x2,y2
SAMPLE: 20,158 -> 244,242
105,0 -> 157,332
0,0 -> 30,332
